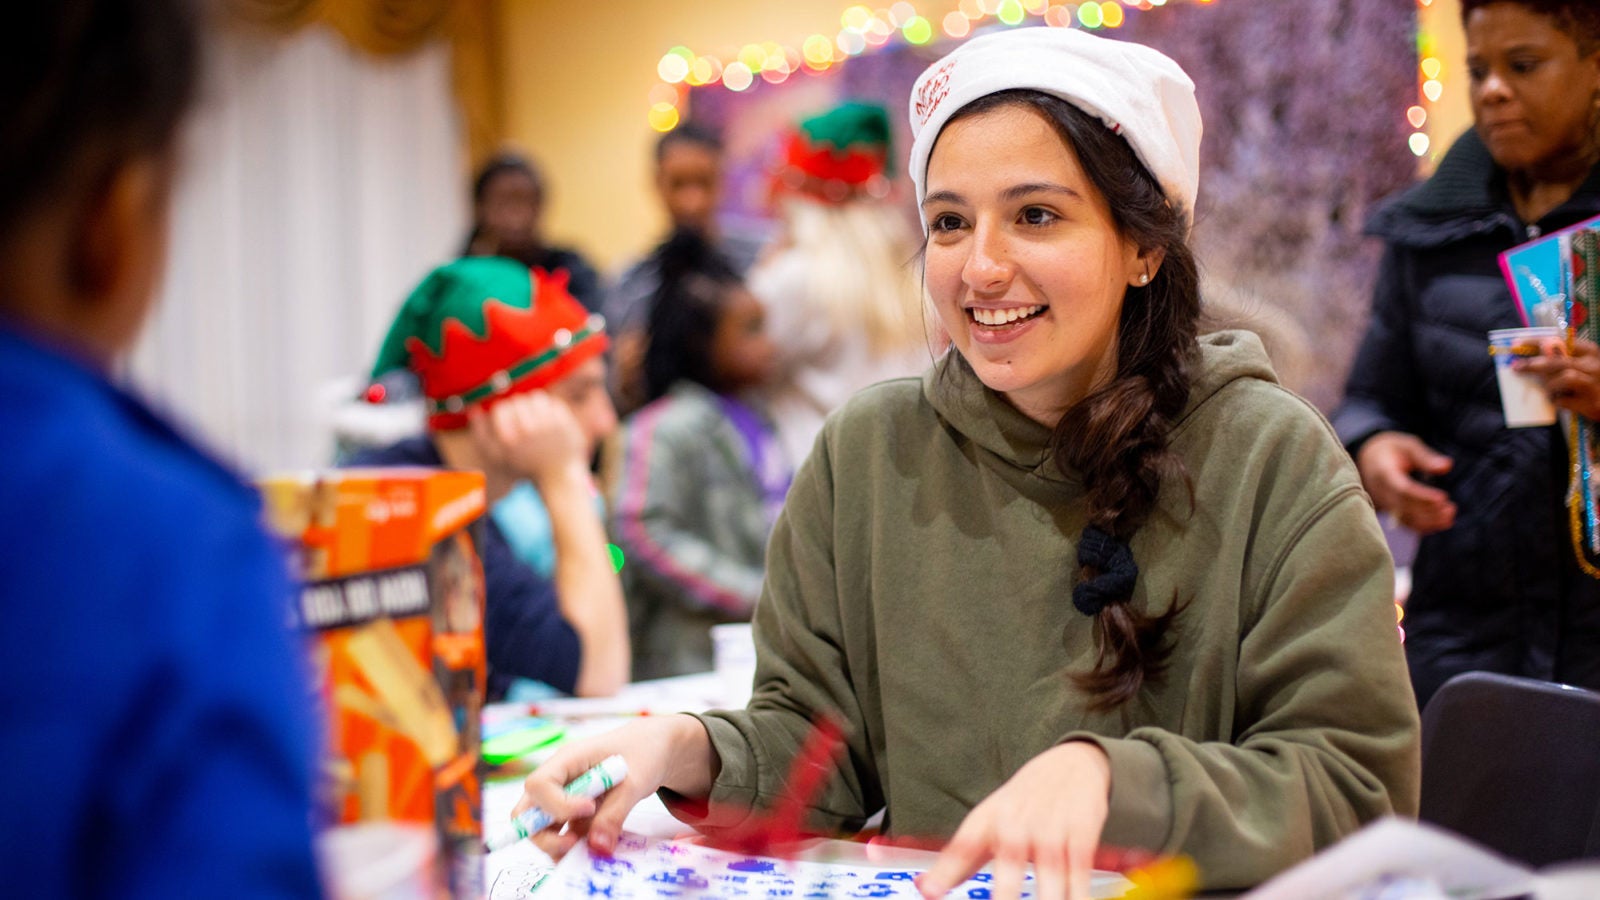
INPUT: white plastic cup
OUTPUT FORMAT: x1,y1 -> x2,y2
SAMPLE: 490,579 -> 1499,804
1489,326 -> 1562,428
315,823 -> 440,900
710,622 -> 757,698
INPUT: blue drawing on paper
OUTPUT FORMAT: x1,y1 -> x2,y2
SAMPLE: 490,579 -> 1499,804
729,859 -> 778,874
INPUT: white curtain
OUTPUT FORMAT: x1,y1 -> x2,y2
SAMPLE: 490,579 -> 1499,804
128,24 -> 466,474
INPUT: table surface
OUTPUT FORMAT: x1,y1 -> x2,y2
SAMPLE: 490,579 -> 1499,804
476,673 -> 1600,900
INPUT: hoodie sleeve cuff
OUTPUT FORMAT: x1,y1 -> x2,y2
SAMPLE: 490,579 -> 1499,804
1060,732 -> 1172,851
658,713 -> 761,832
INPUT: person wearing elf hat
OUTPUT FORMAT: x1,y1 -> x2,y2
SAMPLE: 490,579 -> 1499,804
748,101 -> 941,466
351,257 -> 630,700
511,25 -> 1418,898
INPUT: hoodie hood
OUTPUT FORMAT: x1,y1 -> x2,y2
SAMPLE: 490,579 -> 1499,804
923,329 -> 1280,482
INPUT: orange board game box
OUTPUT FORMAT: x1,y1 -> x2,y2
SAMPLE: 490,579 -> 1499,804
260,467 -> 488,899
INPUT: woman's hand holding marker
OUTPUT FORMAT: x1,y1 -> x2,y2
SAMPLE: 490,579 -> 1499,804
917,741 -> 1113,900
487,755 -> 628,852
514,715 -> 717,859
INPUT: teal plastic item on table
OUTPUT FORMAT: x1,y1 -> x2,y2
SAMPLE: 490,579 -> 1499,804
481,722 -> 566,766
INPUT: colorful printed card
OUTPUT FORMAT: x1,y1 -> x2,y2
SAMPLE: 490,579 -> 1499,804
1498,213 -> 1600,326
518,833 -> 1134,900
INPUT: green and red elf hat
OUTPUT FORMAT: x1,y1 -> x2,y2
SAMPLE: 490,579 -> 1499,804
772,101 -> 894,204
368,257 -> 607,431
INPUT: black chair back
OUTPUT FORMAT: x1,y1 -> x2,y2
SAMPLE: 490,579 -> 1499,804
1420,671 -> 1600,867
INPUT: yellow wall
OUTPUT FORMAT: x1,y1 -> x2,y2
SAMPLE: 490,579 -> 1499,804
498,0 -> 966,272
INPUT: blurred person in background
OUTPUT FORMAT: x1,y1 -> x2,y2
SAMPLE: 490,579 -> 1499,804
750,101 -> 940,465
1334,0 -> 1600,708
351,259 -> 629,700
463,152 -> 604,312
606,125 -> 766,414
608,230 -> 786,679
0,1 -> 323,895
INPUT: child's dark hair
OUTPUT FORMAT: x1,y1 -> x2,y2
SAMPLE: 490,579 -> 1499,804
942,90 -> 1201,712
0,0 -> 199,236
1461,0 -> 1600,53
655,123 -> 723,164
642,229 -> 741,402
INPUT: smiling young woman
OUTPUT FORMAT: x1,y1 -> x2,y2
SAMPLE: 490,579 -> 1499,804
513,26 -> 1420,900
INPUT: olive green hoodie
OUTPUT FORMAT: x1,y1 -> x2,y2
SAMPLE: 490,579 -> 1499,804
676,331 -> 1421,889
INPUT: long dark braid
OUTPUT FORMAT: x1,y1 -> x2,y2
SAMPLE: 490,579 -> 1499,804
948,91 -> 1202,710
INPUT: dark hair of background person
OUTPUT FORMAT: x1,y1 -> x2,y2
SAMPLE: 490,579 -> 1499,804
0,0 -> 199,238
1460,0 -> 1600,53
462,152 -> 544,255
942,89 -> 1202,712
654,122 -> 723,164
641,228 -> 741,403
471,152 -> 544,206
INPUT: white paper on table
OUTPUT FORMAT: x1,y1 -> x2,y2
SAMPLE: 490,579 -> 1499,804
1241,818 -> 1535,900
524,832 -> 1133,899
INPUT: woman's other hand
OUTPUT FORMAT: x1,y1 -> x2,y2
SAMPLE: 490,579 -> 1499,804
916,741 -> 1112,900
511,715 -> 717,860
1515,337 -> 1600,420
1355,431 -> 1457,534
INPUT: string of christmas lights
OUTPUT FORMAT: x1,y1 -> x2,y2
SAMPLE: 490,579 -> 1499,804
649,0 -> 1436,165
647,0 -> 1215,133
1412,0 -> 1445,163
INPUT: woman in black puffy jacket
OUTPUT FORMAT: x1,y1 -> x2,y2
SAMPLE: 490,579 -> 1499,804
1334,0 -> 1600,707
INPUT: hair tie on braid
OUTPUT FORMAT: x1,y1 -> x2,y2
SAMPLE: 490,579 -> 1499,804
1073,525 -> 1138,616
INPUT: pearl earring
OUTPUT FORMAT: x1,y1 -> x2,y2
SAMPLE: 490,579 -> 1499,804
1138,273 -> 1150,285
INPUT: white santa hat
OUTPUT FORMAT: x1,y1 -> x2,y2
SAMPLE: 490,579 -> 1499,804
907,26 -> 1202,229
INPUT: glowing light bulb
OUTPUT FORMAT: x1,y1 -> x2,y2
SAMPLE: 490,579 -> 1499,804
997,0 -> 1025,24
842,4 -> 874,32
723,62 -> 754,91
648,103 -> 680,133
903,15 -> 934,44
1406,105 -> 1427,128
1420,57 -> 1442,79
1078,2 -> 1104,27
1422,79 -> 1443,102
1101,1 -> 1124,26
944,10 -> 972,36
803,34 -> 834,66
657,52 -> 690,84
1409,132 -> 1431,157
647,83 -> 679,107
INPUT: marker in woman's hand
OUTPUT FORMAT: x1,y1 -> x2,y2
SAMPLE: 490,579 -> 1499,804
485,755 -> 629,852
